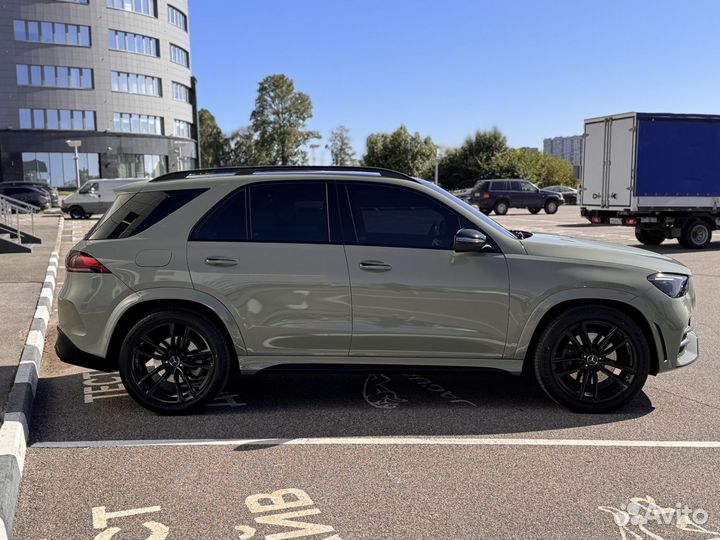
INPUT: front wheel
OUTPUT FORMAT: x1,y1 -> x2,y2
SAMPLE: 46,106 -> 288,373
68,206 -> 84,220
679,219 -> 712,249
544,200 -> 559,214
118,309 -> 232,414
533,306 -> 650,413
634,228 -> 665,246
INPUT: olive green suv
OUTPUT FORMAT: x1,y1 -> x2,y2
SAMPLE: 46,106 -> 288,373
56,166 -> 699,414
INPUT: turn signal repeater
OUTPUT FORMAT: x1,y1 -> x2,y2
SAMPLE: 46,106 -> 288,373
66,250 -> 111,273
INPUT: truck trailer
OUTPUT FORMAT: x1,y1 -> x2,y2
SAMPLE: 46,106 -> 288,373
580,112 -> 720,249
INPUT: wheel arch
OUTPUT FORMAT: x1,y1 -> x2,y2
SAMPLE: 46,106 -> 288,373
519,298 -> 661,377
104,290 -> 247,370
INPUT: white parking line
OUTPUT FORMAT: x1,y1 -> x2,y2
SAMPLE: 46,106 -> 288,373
31,436 -> 720,449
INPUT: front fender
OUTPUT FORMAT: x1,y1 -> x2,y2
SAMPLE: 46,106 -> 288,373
508,287 -> 643,361
101,287 -> 247,358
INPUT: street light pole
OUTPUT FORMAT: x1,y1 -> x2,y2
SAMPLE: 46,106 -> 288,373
66,140 -> 82,189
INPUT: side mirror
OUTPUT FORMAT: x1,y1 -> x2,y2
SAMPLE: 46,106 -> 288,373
454,228 -> 490,253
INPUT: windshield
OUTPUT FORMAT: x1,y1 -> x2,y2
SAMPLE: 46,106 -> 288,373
78,182 -> 97,194
419,179 -> 517,240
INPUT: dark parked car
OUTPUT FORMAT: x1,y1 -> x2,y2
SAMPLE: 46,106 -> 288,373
2,181 -> 59,207
0,184 -> 51,210
469,179 -> 564,215
544,185 -> 578,205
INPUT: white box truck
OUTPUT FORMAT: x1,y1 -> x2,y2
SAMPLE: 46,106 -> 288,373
580,112 -> 720,249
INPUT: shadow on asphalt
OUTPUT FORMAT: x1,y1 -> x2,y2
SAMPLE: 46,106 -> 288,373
29,368 -> 653,443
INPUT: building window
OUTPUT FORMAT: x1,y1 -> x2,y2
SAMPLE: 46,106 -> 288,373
113,113 -> 164,135
167,5 -> 187,30
109,29 -> 159,57
176,156 -> 196,170
16,64 -> 93,89
14,19 -> 90,47
171,82 -> 190,102
169,44 -> 189,67
111,71 -> 162,96
19,108 -> 95,131
107,0 -> 157,17
174,119 -> 192,138
22,152 -> 100,188
117,154 -> 167,178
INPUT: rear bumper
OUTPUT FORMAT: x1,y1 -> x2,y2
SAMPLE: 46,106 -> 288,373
56,327 -> 117,372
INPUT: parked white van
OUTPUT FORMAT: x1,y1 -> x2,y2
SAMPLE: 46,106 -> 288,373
61,178 -> 145,219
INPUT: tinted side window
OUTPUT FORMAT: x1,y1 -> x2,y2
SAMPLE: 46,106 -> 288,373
190,188 -> 247,242
345,183 -> 462,250
249,182 -> 329,243
87,189 -> 205,240
492,181 -> 508,191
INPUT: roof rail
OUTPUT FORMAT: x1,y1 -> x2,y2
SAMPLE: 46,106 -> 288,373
150,166 -> 417,183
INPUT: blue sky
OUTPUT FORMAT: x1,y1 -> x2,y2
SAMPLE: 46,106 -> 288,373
189,0 -> 720,159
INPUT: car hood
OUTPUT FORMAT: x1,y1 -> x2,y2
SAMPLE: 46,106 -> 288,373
519,233 -> 690,274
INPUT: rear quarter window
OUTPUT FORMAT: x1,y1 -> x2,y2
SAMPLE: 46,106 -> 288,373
86,188 -> 205,240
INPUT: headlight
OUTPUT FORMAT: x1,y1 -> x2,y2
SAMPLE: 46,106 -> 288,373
647,273 -> 689,298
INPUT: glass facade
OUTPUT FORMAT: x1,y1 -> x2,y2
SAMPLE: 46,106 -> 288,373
14,20 -> 90,47
19,108 -> 95,131
172,81 -> 190,102
174,119 -> 192,138
22,152 -> 100,187
107,0 -> 157,17
169,44 -> 189,67
17,64 -> 93,89
113,113 -> 164,135
111,71 -> 162,96
117,154 -> 167,178
168,5 -> 187,30
109,30 -> 159,57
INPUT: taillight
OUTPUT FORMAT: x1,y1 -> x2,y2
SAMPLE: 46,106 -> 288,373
66,250 -> 111,273
482,191 -> 491,200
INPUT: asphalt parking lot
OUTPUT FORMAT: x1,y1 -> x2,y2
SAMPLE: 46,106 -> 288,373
12,206 -> 720,540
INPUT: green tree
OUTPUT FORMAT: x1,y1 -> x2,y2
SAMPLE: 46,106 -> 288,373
250,74 -> 320,165
198,109 -> 226,168
326,125 -> 356,166
362,125 -> 436,179
223,127 -> 258,166
490,149 -> 575,187
437,128 -> 509,189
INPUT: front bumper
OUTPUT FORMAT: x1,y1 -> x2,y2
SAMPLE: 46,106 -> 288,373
56,327 -> 117,372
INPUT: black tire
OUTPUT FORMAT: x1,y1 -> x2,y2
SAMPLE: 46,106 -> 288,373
528,208 -> 541,214
533,306 -> 650,413
118,309 -> 232,414
68,206 -> 84,220
679,219 -> 712,249
634,228 -> 665,246
544,199 -> 559,214
480,208 -> 492,215
494,201 -> 509,215
83,213 -> 93,219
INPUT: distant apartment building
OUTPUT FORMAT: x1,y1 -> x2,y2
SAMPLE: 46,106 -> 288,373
1,0 -> 198,188
543,135 -> 583,167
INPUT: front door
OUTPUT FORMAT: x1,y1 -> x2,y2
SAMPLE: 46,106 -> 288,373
518,181 -> 542,208
188,181 -> 352,356
341,182 -> 509,359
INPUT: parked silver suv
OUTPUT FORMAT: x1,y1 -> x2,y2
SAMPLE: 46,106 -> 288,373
56,166 -> 699,414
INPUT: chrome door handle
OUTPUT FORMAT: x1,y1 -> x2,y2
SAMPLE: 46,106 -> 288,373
205,256 -> 238,267
359,260 -> 392,272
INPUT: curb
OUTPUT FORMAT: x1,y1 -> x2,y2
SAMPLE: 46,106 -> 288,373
0,217 -> 64,540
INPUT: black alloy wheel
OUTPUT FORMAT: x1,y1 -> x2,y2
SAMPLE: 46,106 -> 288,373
119,310 -> 231,413
534,306 -> 649,412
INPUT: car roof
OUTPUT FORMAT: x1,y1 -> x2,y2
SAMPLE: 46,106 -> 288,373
149,166 -> 419,184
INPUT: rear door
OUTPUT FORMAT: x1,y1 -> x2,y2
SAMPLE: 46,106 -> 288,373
187,181 -> 352,357
581,120 -> 606,207
607,116 -> 635,208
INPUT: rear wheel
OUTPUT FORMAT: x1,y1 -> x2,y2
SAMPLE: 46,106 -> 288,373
494,201 -> 509,215
544,200 -> 559,214
679,219 -> 712,249
68,206 -> 84,220
528,208 -> 541,214
533,306 -> 650,413
634,228 -> 665,246
118,309 -> 231,414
